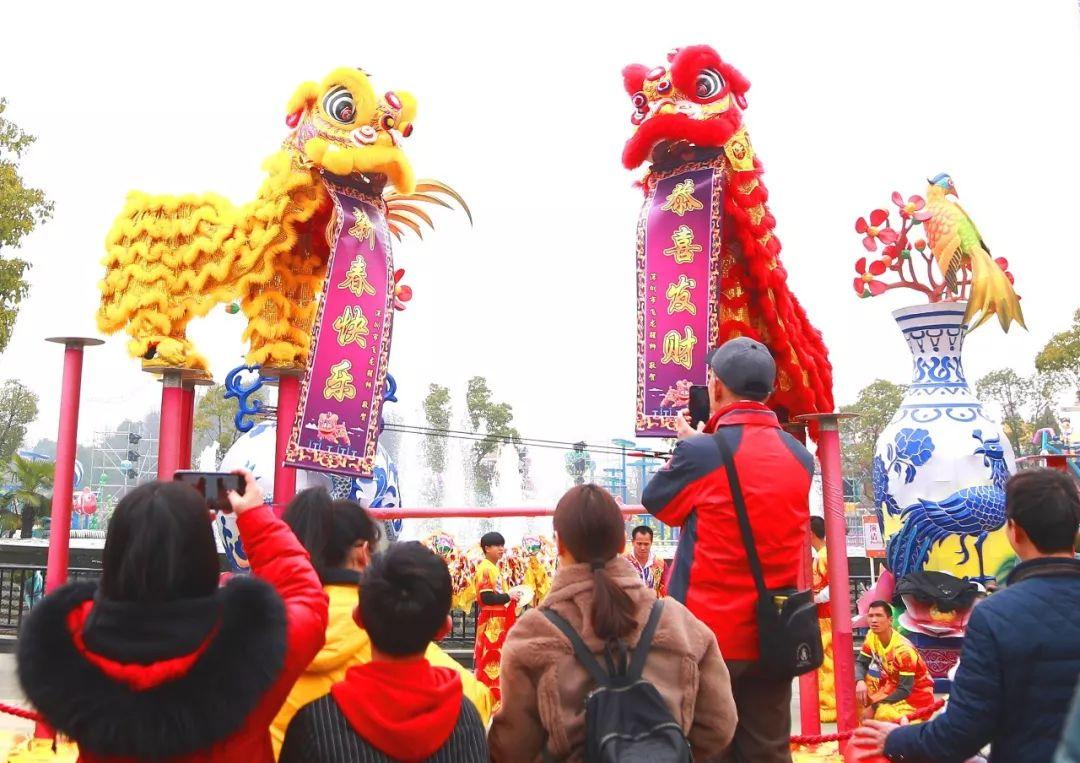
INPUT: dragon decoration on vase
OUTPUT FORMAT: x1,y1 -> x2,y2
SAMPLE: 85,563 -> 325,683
623,45 -> 834,434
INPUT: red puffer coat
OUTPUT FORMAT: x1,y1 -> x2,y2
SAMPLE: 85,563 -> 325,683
17,505 -> 328,762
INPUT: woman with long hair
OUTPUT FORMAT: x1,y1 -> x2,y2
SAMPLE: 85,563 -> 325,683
489,484 -> 737,762
17,471 -> 328,762
271,487 -> 493,757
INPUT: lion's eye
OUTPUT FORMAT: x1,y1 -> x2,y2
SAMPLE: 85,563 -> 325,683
695,69 -> 725,100
323,86 -> 356,123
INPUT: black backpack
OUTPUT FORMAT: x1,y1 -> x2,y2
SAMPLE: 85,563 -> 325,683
542,600 -> 692,763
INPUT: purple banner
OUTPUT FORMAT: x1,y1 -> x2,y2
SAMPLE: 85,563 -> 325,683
286,175 -> 393,478
636,159 -> 723,437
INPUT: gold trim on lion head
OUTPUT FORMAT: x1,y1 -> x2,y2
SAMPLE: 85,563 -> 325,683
286,67 -> 417,193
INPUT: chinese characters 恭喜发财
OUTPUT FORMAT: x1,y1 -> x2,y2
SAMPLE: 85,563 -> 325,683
663,225 -> 702,265
666,274 -> 697,315
661,327 -> 697,370
660,179 -> 704,217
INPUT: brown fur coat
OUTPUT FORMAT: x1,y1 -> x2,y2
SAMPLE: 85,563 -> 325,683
488,558 -> 737,762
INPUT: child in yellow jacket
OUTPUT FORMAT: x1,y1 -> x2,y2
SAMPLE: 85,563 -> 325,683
270,491 -> 493,758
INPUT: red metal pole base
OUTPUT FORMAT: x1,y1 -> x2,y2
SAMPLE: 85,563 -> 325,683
1017,453 -> 1076,473
365,505 -> 647,519
178,378 -> 214,469
157,371 -> 185,480
273,372 -> 301,516
38,337 -> 101,738
787,420 -> 821,733
179,385 -> 195,470
800,413 -> 860,742
798,542 -> 822,734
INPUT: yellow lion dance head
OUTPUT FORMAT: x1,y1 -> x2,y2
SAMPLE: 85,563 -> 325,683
286,67 -> 417,193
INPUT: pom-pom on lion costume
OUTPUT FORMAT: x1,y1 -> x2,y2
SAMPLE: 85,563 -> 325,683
624,46 -> 833,427
97,67 -> 467,373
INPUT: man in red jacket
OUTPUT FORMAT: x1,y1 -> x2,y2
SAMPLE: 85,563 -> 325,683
643,337 -> 814,763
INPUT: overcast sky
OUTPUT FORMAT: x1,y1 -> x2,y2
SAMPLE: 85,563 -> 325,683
2,0 -> 1079,459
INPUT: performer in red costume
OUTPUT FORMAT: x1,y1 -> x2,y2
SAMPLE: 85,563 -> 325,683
473,532 -> 521,709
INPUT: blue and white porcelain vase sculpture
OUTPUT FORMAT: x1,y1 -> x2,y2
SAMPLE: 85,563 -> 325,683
874,302 -> 1016,584
216,421 -> 402,571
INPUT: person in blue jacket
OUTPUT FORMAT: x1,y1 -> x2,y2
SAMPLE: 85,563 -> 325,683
1059,679 -> 1080,762
855,468 -> 1080,762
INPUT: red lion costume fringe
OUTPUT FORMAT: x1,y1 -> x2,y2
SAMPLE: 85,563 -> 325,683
624,45 -> 833,430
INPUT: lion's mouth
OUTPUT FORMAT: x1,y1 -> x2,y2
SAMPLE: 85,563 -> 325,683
639,94 -> 733,124
622,103 -> 742,170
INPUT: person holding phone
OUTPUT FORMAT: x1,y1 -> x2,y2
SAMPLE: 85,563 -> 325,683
17,470 -> 329,763
642,337 -> 814,763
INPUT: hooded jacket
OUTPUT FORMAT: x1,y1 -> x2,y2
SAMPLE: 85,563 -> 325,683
488,558 -> 737,762
279,658 -> 488,763
270,571 -> 493,756
17,505 -> 328,762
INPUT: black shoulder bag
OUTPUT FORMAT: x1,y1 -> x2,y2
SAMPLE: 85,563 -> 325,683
713,432 -> 822,679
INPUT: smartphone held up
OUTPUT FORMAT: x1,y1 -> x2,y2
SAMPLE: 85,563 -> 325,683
173,471 -> 245,513
688,384 -> 711,429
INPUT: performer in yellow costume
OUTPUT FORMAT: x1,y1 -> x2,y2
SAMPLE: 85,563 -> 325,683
810,516 -> 835,723
473,532 -> 521,708
856,601 -> 935,723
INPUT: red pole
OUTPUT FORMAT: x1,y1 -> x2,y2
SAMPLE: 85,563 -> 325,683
157,370 -> 184,480
798,541 -> 821,734
178,384 -> 195,470
273,372 -> 301,516
366,505 -> 647,519
786,421 -> 821,733
38,337 -> 101,738
800,413 -> 859,741
1017,454 -> 1079,475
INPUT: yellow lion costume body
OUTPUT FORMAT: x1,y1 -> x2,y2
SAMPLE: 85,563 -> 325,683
97,67 -> 464,373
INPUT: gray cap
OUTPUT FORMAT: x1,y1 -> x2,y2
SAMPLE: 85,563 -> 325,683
706,337 -> 776,399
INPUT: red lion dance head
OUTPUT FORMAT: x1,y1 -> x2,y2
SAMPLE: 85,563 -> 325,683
622,45 -> 752,170
623,45 -> 833,433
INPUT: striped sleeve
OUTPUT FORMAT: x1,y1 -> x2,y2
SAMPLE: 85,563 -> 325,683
278,702 -> 315,763
437,699 -> 489,762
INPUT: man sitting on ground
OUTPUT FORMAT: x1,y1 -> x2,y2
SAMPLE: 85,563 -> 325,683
856,600 -> 936,723
280,542 -> 488,762
855,468 -> 1080,761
